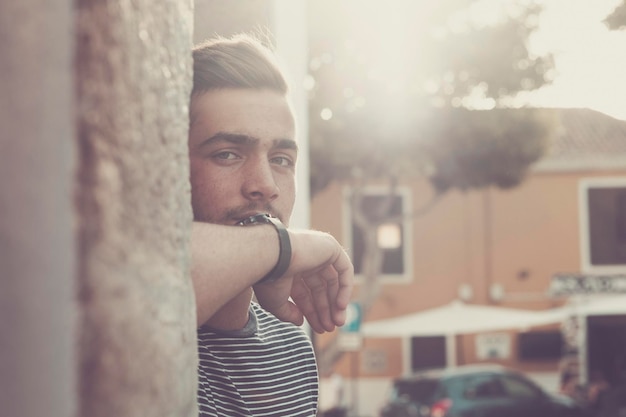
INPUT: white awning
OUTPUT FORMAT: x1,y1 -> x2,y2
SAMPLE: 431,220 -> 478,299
361,301 -> 564,338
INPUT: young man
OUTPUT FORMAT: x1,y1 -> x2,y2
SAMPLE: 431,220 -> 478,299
189,34 -> 354,416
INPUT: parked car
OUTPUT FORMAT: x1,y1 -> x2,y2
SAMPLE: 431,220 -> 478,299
380,364 -> 590,417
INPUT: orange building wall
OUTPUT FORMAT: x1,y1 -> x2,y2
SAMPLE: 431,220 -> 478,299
311,180 -> 489,321
311,170 -> 626,379
330,338 -> 404,378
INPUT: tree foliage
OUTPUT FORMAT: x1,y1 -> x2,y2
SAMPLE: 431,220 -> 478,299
605,0 -> 626,30
307,0 -> 555,197
423,108 -> 553,192
307,0 -> 558,375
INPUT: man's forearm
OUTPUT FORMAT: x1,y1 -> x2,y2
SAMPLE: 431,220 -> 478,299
191,222 -> 354,331
191,221 -> 279,325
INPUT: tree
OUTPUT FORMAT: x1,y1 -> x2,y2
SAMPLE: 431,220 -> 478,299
605,0 -> 626,30
306,0 -> 557,374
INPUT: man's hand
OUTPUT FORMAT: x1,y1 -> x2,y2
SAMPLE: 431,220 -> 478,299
253,229 -> 354,333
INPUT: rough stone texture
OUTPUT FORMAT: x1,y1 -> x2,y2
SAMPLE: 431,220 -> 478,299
0,0 -> 78,416
75,1 -> 197,417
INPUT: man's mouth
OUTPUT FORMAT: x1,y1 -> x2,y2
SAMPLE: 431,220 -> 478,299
235,213 -> 273,226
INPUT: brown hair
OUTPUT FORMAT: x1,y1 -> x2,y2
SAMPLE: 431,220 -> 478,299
191,33 -> 288,96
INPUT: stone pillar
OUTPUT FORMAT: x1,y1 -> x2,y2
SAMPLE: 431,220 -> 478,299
75,1 -> 196,417
1,0 -> 197,416
0,1 -> 78,417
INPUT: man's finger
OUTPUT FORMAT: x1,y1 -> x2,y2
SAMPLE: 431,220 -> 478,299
309,264 -> 339,332
291,278 -> 325,333
331,250 -> 354,326
269,300 -> 305,328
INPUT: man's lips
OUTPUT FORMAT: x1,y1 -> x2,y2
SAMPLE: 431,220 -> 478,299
234,212 -> 272,226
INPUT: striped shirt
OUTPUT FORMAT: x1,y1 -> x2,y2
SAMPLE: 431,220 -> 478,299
198,303 -> 319,416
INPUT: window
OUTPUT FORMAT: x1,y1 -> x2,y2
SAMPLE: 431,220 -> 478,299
580,178 -> 626,272
475,333 -> 511,360
499,375 -> 541,400
344,187 -> 412,281
517,331 -> 563,361
410,336 -> 446,372
463,375 -> 505,399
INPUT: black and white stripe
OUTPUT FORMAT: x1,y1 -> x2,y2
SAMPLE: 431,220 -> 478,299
198,303 -> 318,416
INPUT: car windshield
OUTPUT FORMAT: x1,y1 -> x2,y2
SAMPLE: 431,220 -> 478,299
393,379 -> 439,403
499,375 -> 542,400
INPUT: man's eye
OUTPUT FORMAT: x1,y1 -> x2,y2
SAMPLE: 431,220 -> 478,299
270,156 -> 294,167
213,151 -> 239,160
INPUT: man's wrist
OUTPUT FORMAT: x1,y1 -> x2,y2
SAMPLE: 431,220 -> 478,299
238,214 -> 291,283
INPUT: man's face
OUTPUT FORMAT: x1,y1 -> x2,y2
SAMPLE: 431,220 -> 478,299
188,88 -> 297,226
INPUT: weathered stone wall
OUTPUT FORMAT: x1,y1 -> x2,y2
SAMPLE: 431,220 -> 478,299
1,0 -> 197,416
75,1 -> 196,417
0,1 -> 78,416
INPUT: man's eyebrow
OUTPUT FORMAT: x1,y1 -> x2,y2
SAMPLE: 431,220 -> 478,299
273,138 -> 298,152
199,132 -> 258,148
199,132 -> 298,152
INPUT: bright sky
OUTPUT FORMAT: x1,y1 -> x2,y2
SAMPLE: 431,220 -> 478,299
523,0 -> 626,120
309,0 -> 626,122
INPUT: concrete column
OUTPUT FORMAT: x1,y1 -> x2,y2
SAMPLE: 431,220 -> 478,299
1,1 -> 198,416
0,1 -> 77,417
75,1 -> 196,416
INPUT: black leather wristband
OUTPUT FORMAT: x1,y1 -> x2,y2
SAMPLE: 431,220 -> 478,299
237,214 -> 291,283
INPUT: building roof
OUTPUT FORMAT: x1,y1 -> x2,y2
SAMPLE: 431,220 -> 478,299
534,108 -> 626,172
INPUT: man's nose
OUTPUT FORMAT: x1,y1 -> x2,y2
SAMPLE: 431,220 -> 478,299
241,158 -> 279,201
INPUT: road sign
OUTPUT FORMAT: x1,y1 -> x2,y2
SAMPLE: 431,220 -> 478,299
338,302 -> 363,351
342,302 -> 362,332
551,273 -> 626,296
337,332 -> 363,351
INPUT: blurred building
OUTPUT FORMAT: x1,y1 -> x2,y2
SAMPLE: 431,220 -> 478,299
191,2 -> 626,414
311,108 -> 626,415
